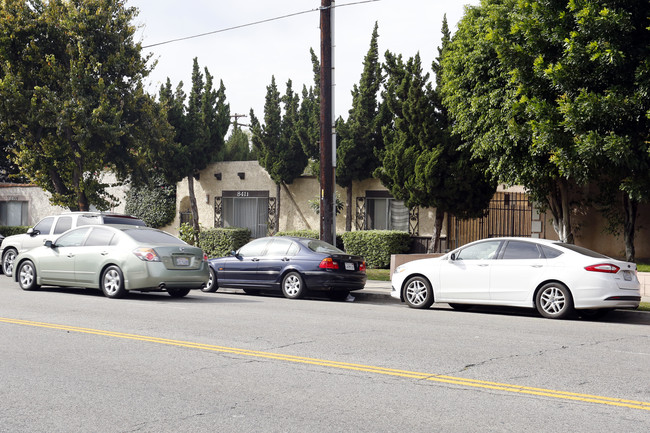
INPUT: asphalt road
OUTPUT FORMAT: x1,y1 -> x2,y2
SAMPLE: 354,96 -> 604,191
1,278 -> 649,433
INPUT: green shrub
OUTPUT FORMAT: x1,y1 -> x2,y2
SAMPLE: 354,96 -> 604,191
199,227 -> 251,258
276,229 -> 344,250
178,222 -> 199,245
125,174 -> 176,228
0,226 -> 30,237
341,230 -> 411,269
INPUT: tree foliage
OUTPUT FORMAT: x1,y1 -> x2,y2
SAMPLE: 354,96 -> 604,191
125,172 -> 176,228
441,0 -> 650,258
336,22 -> 388,230
0,0 -> 174,210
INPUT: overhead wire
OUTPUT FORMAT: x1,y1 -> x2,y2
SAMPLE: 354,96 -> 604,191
141,0 -> 381,49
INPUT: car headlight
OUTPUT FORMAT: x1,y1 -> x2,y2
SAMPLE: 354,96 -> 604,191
394,265 -> 407,274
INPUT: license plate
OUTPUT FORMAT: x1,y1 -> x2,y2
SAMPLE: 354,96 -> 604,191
175,257 -> 190,266
345,262 -> 355,271
623,271 -> 632,281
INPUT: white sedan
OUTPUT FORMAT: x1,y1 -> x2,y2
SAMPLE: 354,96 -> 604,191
391,237 -> 641,319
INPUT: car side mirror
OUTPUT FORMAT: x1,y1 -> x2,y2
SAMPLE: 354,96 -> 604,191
450,253 -> 457,261
27,228 -> 40,236
44,240 -> 54,248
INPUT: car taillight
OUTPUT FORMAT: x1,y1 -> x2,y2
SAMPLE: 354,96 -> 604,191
133,248 -> 160,262
585,264 -> 620,274
203,253 -> 208,262
359,261 -> 366,272
319,258 -> 339,270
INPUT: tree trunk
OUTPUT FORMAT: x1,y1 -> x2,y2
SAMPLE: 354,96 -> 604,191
429,209 -> 445,253
623,194 -> 637,262
546,179 -> 574,243
346,184 -> 352,232
187,174 -> 200,245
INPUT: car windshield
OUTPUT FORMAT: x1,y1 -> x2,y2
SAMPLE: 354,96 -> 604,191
553,242 -> 610,259
306,239 -> 343,254
123,229 -> 185,245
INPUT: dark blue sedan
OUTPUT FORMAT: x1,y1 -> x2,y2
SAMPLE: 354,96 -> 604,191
203,236 -> 367,300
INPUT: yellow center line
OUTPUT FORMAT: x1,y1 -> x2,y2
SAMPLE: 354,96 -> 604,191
2,316 -> 649,411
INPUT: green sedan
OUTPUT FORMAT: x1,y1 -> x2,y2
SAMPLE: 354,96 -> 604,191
13,225 -> 209,298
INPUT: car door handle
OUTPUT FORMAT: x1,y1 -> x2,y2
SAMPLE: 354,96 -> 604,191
101,251 -> 109,256
252,258 -> 260,262
282,257 -> 290,261
531,265 -> 543,268
67,253 -> 74,258
478,264 -> 489,267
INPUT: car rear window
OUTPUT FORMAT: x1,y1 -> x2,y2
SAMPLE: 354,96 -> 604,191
306,239 -> 343,254
123,229 -> 185,244
553,242 -> 609,259
103,215 -> 146,226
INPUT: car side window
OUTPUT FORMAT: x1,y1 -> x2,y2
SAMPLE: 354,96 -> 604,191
55,227 -> 91,247
238,238 -> 270,257
501,241 -> 542,259
456,241 -> 501,260
53,216 -> 73,234
84,227 -> 115,247
541,245 -> 563,259
265,238 -> 293,257
33,217 -> 55,235
77,215 -> 102,226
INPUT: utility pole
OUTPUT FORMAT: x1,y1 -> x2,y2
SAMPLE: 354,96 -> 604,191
319,0 -> 335,245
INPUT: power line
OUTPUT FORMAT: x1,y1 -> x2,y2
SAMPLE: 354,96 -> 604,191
141,0 -> 380,49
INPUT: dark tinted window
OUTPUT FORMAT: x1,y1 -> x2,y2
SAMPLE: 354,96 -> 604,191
541,245 -> 563,259
307,239 -> 343,254
84,227 -> 115,246
55,227 -> 90,247
238,238 -> 270,257
103,215 -> 146,226
33,217 -> 55,235
123,229 -> 185,245
53,216 -> 73,234
553,242 -> 609,259
502,241 -> 542,259
265,238 -> 293,256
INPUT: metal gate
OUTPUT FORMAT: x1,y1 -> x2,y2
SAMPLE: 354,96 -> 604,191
447,192 -> 534,250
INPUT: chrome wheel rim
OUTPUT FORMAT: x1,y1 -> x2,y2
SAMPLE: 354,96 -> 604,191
19,263 -> 34,288
406,279 -> 428,306
540,286 -> 566,315
4,251 -> 16,275
284,275 -> 301,297
103,269 -> 121,296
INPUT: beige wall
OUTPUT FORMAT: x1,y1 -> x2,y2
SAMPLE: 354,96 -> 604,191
0,172 -> 126,227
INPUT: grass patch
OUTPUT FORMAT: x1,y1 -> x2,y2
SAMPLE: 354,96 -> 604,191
638,302 -> 650,312
637,263 -> 650,272
366,268 -> 390,281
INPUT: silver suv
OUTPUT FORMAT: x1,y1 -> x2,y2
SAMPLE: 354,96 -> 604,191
1,212 -> 145,277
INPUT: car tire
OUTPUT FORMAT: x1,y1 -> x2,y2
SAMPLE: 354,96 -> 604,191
101,265 -> 127,299
202,267 -> 218,292
282,271 -> 306,299
3,248 -> 17,277
17,260 -> 40,291
535,282 -> 573,319
404,276 -> 434,309
168,288 -> 191,298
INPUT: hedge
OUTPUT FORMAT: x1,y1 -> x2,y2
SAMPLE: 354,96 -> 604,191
340,230 -> 411,269
0,226 -> 30,237
275,229 -> 344,250
199,227 -> 251,258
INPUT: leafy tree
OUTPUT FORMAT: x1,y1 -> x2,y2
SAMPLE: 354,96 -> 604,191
125,173 -> 176,228
221,126 -> 256,161
250,77 -> 308,233
442,0 -> 650,259
297,48 -> 321,175
376,19 -> 495,253
336,22 -> 388,231
0,0 -> 173,210
160,58 -> 230,239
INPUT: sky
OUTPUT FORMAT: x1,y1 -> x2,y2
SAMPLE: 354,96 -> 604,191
128,0 -> 480,128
